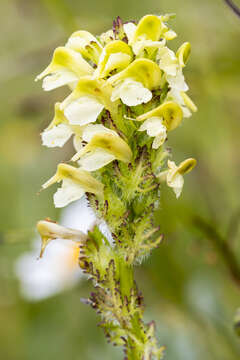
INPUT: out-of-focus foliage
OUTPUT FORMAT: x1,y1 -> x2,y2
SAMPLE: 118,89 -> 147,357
0,0 -> 240,359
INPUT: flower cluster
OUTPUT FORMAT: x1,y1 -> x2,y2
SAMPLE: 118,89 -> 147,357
36,14 -> 197,360
36,14 -> 196,209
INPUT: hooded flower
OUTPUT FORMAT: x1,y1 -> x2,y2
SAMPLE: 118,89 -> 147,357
124,15 -> 176,56
94,40 -> 133,79
137,102 -> 183,147
41,103 -> 74,148
37,219 -> 87,258
65,30 -> 103,64
15,200 -> 96,301
71,124 -> 132,171
42,163 -> 104,208
35,47 -> 93,91
138,117 -> 167,149
159,158 -> 196,198
60,76 -> 115,126
108,58 -> 162,106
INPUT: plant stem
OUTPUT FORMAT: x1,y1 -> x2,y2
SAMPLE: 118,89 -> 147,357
224,0 -> 240,18
193,216 -> 240,287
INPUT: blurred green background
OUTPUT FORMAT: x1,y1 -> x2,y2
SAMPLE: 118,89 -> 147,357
0,0 -> 240,359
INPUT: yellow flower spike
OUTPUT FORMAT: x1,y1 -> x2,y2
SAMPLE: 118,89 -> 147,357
177,158 -> 197,175
37,219 -> 87,258
108,59 -> 162,90
137,101 -> 183,131
133,15 -> 163,42
181,92 -> 198,113
66,30 -> 102,63
95,40 -> 133,78
176,42 -> 191,68
35,47 -> 94,89
72,133 -> 132,164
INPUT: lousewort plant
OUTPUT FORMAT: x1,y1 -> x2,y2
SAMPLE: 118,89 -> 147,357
36,14 -> 197,359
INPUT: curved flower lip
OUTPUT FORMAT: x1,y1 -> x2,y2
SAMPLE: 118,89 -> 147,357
107,58 -> 162,90
35,47 -> 93,82
136,101 -> 183,131
37,219 -> 87,258
72,132 -> 132,164
65,30 -> 102,62
60,76 -> 113,112
132,15 -> 163,42
42,163 -> 104,197
95,40 -> 133,78
181,92 -> 197,113
176,42 -> 191,68
175,158 -> 197,175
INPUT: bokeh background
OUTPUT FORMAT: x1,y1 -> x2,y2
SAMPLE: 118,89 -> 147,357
0,0 -> 240,359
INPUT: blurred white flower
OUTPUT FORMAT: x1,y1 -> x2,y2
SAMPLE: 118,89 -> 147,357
15,198 -> 96,301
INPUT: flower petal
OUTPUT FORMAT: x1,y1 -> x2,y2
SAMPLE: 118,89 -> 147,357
78,148 -> 116,171
108,58 -> 162,90
64,96 -> 104,125
41,124 -> 73,148
35,47 -> 93,90
111,78 -> 152,106
157,47 -> 178,76
176,42 -> 191,67
95,40 -> 133,78
166,69 -> 189,92
54,178 -> 85,208
139,117 -> 167,149
133,15 -> 163,42
42,69 -> 79,91
82,124 -> 117,143
123,22 -> 137,43
137,101 -> 183,131
167,172 -> 184,198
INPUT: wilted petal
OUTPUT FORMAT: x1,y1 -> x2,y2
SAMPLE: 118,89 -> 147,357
41,124 -> 73,148
64,96 -> 104,125
54,178 -> 85,208
78,148 -> 116,171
